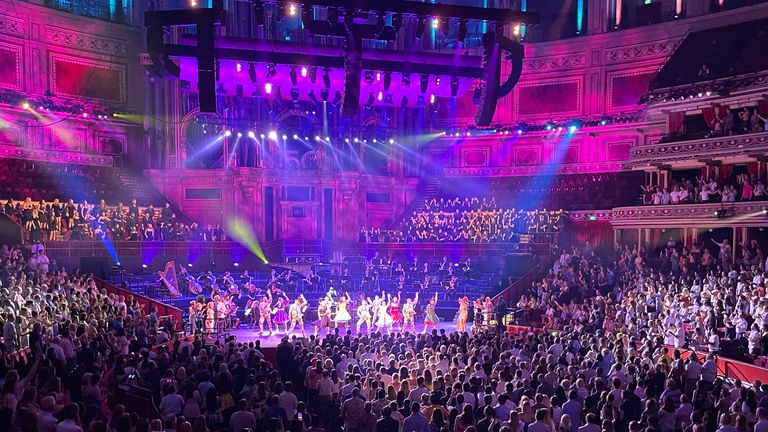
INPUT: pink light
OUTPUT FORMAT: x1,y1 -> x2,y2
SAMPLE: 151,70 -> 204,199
615,0 -> 622,27
300,67 -> 308,77
676,0 -> 683,13
82,112 -> 88,118
377,91 -> 383,101
265,83 -> 273,94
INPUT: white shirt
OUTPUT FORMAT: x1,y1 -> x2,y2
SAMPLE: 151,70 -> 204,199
56,420 -> 83,432
408,386 -> 429,403
317,378 -> 334,396
278,391 -> 299,420
754,418 -> 768,432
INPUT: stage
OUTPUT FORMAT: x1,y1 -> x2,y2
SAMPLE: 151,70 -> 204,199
229,321 -> 463,348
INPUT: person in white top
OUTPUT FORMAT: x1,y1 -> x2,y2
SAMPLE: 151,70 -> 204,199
278,382 -> 299,421
56,403 -> 83,432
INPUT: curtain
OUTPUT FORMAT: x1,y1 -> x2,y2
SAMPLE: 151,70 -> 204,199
719,165 -> 733,182
758,100 -> 768,118
748,162 -> 759,177
669,112 -> 685,133
566,221 -> 613,251
702,107 -> 715,129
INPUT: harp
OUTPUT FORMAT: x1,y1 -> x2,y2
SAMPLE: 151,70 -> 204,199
157,261 -> 181,298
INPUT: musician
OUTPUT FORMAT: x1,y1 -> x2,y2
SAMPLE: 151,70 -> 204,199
439,256 -> 451,271
221,271 -> 235,290
244,298 -> 260,328
240,270 -> 252,288
355,297 -> 373,335
402,293 -> 419,333
370,252 -> 384,266
287,294 -> 308,337
446,275 -> 458,300
214,294 -> 229,333
313,297 -> 333,337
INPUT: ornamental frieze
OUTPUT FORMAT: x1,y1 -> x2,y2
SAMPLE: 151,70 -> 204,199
626,132 -> 768,167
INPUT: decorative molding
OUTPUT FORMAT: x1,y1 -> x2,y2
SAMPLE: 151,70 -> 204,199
49,53 -> 126,102
606,68 -> 658,112
514,77 -> 583,119
604,39 -> 679,64
0,143 -> 113,167
569,210 -> 613,221
0,13 -> 24,37
443,162 -> 625,177
626,132 -> 768,168
523,53 -> 588,72
610,202 -> 768,227
45,27 -> 128,57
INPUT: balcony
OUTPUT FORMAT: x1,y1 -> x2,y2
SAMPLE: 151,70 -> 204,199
626,131 -> 768,169
43,0 -> 132,25
610,201 -> 768,228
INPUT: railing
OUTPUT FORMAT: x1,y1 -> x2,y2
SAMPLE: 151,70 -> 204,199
93,278 -> 182,324
43,0 -> 133,25
626,131 -> 768,168
492,263 -> 540,306
610,201 -> 768,227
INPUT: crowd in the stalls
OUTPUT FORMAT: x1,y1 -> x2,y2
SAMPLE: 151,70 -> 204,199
0,198 -> 223,243
642,174 -> 767,205
358,198 -> 565,243
517,237 -> 768,362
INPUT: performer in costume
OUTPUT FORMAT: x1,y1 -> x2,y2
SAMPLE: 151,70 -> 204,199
204,301 -> 215,334
333,292 -> 352,328
258,293 -> 273,335
473,297 -> 484,329
244,299 -> 259,328
482,296 -> 494,327
457,296 -> 469,333
188,300 -> 199,334
287,294 -> 308,337
423,293 -> 439,334
272,293 -> 290,333
374,292 -> 393,332
388,292 -> 402,330
356,297 -> 373,335
313,297 -> 333,337
402,293 -> 419,333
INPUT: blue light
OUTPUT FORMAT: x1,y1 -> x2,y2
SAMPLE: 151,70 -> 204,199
569,125 -> 577,133
545,125 -> 553,131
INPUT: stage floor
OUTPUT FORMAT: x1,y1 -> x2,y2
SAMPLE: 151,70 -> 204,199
230,321 -> 461,348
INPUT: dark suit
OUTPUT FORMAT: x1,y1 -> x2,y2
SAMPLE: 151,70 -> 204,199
376,416 -> 400,432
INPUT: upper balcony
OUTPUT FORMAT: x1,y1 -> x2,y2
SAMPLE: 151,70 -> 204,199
42,0 -> 135,25
626,131 -> 768,169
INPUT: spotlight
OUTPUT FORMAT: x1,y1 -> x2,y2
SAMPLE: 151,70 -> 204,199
345,138 -> 350,143
517,129 -> 523,135
21,102 -> 29,110
458,19 -> 467,42
141,264 -> 148,269
264,82 -> 273,94
237,132 -> 243,137
432,18 -> 440,29
325,136 -> 330,141
513,24 -> 521,36
364,70 -> 374,84
309,66 -> 317,83
322,67 -> 331,88
268,131 -> 277,140
266,63 -> 276,78
82,112 -> 88,118
454,132 -> 460,137
288,3 -> 298,16
224,130 -> 232,137
416,15 -> 426,38
557,126 -> 563,131
383,72 -> 392,90
282,134 -> 288,140
435,76 -> 441,86
600,114 -> 610,126
430,94 -> 436,104
705,90 -> 712,96
233,262 -> 239,267
354,138 -> 359,143
377,91 -> 383,101
236,62 -> 242,73
466,131 -> 471,136
248,131 -> 256,139
420,74 -> 429,93
293,134 -> 299,139
389,139 -> 395,144
290,65 -> 298,85
315,135 -> 321,141
545,123 -> 553,131
308,89 -> 318,103
569,125 -> 577,133
187,263 -> 193,267
260,134 -> 265,139
401,95 -> 408,108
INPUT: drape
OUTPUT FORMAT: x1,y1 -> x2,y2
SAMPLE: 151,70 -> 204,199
702,107 -> 715,128
720,165 -> 733,181
669,112 -> 686,133
748,162 -> 759,177
758,100 -> 768,118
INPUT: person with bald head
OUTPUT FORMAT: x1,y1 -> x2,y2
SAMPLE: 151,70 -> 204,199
37,396 -> 57,432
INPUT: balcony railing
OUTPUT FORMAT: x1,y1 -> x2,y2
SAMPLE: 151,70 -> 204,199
627,131 -> 768,168
610,201 -> 768,227
43,0 -> 132,25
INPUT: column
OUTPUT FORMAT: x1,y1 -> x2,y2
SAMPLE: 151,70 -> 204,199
732,228 -> 737,264
637,228 -> 642,251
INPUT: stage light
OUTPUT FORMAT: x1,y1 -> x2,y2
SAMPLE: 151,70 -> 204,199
389,139 -> 395,144
705,90 -> 712,96
304,136 -> 309,140
513,24 -> 521,36
300,66 -> 308,77
375,72 -> 381,82
82,112 -> 88,118
517,129 -> 523,135
237,132 -> 243,137
322,67 -> 331,88
557,126 -> 563,131
268,131 -> 277,140
224,130 -> 232,137
266,63 -> 276,78
260,134 -> 265,139
345,138 -> 350,143
187,263 -> 193,267
430,94 -> 436,104
372,138 -> 377,143
315,135 -> 321,141
454,132 -> 460,137
290,88 -> 300,101
325,136 -> 330,141
377,91 -> 383,101
432,18 -> 440,29
282,134 -> 288,140
333,91 -> 343,105
293,134 -> 299,139
466,131 -> 471,136
288,3 -> 298,16
248,131 -> 256,139
545,122 -> 554,131
264,82 -> 273,94
141,264 -> 148,269
435,76 -> 441,86
420,75 -> 429,93
569,125 -> 577,133
21,102 -> 29,110
236,62 -> 242,73
290,65 -> 298,85
354,138 -> 359,143
364,70 -> 374,84
320,88 -> 329,101
233,262 -> 239,267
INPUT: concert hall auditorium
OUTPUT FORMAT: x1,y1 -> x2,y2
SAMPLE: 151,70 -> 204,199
1,0 -> 768,431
